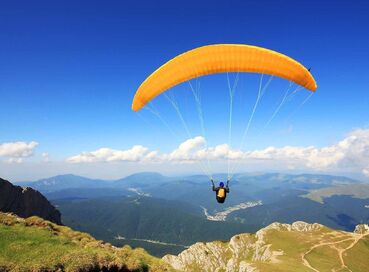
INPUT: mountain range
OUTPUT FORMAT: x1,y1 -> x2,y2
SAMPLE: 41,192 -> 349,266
2,172 -> 369,271
13,172 -> 369,257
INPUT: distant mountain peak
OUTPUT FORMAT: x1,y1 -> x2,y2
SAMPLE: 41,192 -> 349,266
126,172 -> 164,178
30,173 -> 80,181
40,173 -> 90,180
51,173 -> 78,178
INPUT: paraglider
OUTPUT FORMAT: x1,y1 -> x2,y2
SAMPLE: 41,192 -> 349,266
132,44 -> 317,111
211,179 -> 230,204
132,43 -> 317,204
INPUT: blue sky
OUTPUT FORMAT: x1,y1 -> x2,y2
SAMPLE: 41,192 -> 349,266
1,0 -> 369,181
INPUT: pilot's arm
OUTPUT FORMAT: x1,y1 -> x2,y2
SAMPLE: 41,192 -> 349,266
211,179 -> 216,191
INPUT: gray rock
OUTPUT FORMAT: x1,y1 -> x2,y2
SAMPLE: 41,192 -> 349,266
0,177 -> 62,224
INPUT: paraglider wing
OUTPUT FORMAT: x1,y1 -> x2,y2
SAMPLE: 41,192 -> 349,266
132,44 -> 317,111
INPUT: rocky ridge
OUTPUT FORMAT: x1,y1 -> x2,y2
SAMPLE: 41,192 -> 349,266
163,221 -> 369,272
0,177 -> 62,224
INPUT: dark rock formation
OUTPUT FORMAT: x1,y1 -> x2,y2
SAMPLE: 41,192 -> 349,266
0,177 -> 62,224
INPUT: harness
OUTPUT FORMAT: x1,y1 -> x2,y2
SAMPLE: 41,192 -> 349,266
217,188 -> 226,198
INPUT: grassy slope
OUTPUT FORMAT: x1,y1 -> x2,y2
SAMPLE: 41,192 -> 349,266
163,223 -> 369,272
343,238 -> 369,271
0,212 -> 175,272
255,226 -> 369,271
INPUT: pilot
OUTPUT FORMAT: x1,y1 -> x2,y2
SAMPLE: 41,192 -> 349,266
211,179 -> 229,203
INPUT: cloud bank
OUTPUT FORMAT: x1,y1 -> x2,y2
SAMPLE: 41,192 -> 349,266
66,128 -> 369,176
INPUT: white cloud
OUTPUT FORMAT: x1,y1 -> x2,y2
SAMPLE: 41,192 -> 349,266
42,152 -> 50,163
165,136 -> 205,161
0,141 -> 38,161
66,145 -> 153,163
66,137 -> 244,164
65,129 -> 369,176
245,128 -> 369,174
196,144 -> 244,161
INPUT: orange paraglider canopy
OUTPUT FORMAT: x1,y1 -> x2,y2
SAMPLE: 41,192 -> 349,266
132,44 -> 317,111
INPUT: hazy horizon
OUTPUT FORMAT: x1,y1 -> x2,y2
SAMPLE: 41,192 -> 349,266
7,169 -> 367,184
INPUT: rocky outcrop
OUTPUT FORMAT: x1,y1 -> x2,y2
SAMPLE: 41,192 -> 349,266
0,178 -> 62,224
162,231 -> 268,272
162,221 -> 368,272
354,224 -> 369,234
